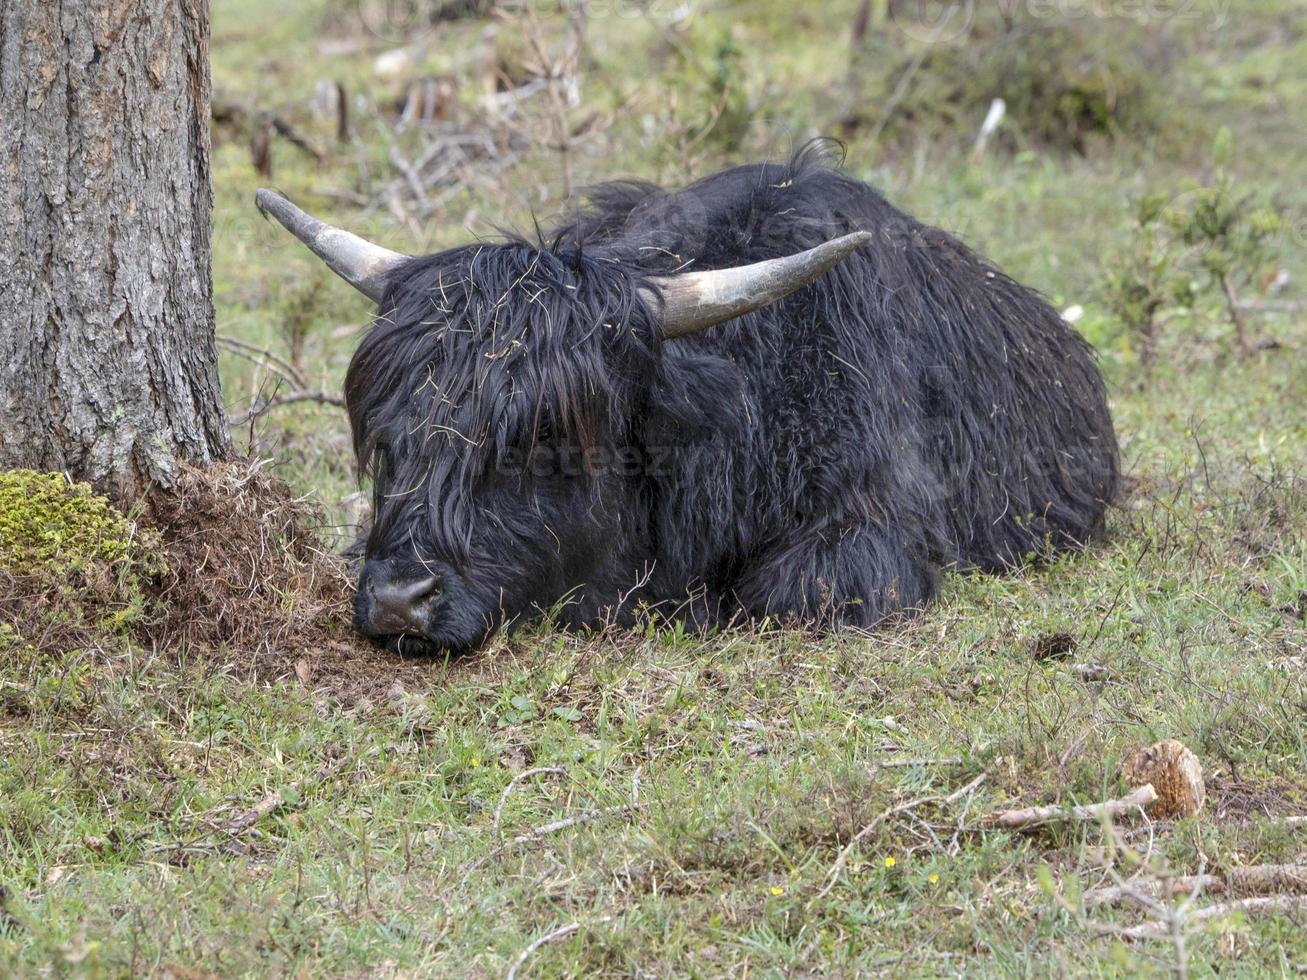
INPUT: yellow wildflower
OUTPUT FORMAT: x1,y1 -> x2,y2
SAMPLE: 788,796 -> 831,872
884,856 -> 896,869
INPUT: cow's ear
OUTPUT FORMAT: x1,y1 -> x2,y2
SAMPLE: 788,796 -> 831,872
647,351 -> 749,441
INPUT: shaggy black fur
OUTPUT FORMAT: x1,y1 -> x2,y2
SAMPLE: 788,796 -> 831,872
346,145 -> 1119,655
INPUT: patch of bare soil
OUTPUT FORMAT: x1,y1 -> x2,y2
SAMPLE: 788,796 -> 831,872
136,464 -> 731,702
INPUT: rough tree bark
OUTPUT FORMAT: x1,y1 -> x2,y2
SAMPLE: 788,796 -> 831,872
0,0 -> 230,504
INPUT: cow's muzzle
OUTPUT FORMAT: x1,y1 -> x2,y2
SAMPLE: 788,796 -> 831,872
356,561 -> 442,639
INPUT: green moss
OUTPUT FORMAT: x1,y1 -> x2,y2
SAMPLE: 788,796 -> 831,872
0,470 -> 162,645
2,471 -> 135,575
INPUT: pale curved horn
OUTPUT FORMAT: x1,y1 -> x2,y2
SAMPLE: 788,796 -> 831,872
644,231 -> 873,339
255,189 -> 411,302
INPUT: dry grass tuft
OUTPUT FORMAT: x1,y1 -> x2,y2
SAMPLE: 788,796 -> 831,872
140,460 -> 356,671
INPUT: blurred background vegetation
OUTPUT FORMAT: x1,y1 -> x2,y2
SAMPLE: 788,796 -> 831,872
209,0 -> 1306,536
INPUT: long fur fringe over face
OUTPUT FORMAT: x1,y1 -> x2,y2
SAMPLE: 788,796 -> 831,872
345,144 -> 1119,654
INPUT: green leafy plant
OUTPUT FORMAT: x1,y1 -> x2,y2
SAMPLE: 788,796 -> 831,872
1166,175 -> 1283,356
1099,192 -> 1195,368
696,33 -> 751,152
1100,150 -> 1283,367
498,693 -> 537,727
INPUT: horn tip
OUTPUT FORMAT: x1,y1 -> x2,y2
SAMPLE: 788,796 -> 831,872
254,187 -> 282,218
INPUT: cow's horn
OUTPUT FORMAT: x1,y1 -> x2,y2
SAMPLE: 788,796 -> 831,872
644,231 -> 872,339
255,189 -> 410,302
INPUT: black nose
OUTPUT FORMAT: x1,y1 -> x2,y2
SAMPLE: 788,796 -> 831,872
364,569 -> 441,636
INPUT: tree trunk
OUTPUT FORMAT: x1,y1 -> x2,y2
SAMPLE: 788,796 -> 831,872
0,0 -> 230,504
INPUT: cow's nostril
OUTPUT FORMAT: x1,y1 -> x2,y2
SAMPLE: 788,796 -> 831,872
369,574 -> 441,633
397,575 -> 439,606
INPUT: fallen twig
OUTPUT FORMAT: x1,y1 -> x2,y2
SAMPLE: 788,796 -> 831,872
988,784 -> 1157,830
507,917 -> 612,980
1112,895 -> 1307,940
267,113 -> 326,164
492,767 -> 567,847
874,757 -> 963,769
460,804 -> 641,888
816,772 -> 987,900
948,772 -> 985,856
1086,865 -> 1307,907
229,755 -> 345,836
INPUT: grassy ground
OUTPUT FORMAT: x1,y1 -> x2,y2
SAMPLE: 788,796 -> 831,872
3,0 -> 1306,975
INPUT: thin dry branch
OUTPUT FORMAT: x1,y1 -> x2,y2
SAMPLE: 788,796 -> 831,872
251,112 -> 325,179
267,113 -> 326,164
815,772 -> 987,900
229,754 -> 345,836
460,804 -> 641,888
507,917 -> 613,980
231,389 -> 347,427
492,767 -> 567,847
372,117 -> 523,222
988,784 -> 1157,830
1051,853 -> 1205,968
1086,865 -> 1307,907
216,334 -> 308,388
874,757 -> 963,769
1112,895 -> 1307,940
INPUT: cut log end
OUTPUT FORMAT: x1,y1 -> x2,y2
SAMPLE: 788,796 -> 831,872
1122,739 -> 1205,819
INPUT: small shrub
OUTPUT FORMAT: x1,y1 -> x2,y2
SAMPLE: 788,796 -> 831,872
1099,193 -> 1195,367
1166,175 -> 1283,356
1098,167 -> 1284,366
691,33 -> 752,153
647,27 -> 757,175
277,268 -> 333,378
854,15 -> 1182,155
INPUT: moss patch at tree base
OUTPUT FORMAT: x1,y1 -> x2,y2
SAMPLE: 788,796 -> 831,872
0,462 -> 361,677
0,470 -> 162,650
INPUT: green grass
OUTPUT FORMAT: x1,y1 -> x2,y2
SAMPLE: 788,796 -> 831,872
3,0 -> 1307,975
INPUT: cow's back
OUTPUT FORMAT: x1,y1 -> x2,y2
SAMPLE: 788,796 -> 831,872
558,148 -> 1119,580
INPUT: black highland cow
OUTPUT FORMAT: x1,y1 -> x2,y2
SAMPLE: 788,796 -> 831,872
258,146 -> 1119,656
